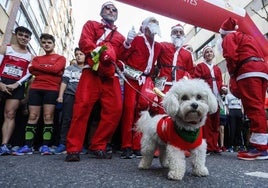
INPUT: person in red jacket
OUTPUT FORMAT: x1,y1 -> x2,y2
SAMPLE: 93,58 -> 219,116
13,33 -> 66,156
65,1 -> 125,161
219,17 -> 268,160
193,46 -> 224,155
120,17 -> 162,159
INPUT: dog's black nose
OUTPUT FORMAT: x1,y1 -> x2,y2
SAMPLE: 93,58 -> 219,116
191,102 -> 198,109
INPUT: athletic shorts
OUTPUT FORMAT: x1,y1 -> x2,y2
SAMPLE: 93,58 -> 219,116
28,89 -> 58,106
220,114 -> 227,126
0,77 -> 25,100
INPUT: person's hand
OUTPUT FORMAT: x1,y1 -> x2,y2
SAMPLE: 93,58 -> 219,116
6,82 -> 20,91
0,82 -> 12,95
100,50 -> 113,64
100,44 -> 116,64
125,26 -> 136,45
56,97 -> 63,103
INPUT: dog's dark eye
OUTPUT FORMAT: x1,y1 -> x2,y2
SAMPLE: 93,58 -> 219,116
181,95 -> 189,101
196,94 -> 202,100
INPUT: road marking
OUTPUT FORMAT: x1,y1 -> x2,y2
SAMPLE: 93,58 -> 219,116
245,171 -> 268,179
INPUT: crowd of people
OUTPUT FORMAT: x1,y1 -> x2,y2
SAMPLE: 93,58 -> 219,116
0,1 -> 267,162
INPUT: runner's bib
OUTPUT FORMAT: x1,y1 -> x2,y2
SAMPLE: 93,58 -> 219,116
2,64 -> 23,78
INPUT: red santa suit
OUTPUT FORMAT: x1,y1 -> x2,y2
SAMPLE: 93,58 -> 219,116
158,43 -> 194,93
222,31 -> 268,151
193,61 -> 223,152
121,34 -> 161,151
156,43 -> 194,114
66,20 -> 125,153
157,116 -> 203,151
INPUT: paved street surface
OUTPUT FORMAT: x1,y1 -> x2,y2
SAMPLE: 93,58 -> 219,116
0,151 -> 267,188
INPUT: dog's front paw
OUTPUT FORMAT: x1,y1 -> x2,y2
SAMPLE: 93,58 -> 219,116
192,166 -> 209,177
167,170 -> 184,181
138,160 -> 151,169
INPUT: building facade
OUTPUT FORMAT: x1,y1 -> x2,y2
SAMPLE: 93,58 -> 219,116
0,0 -> 75,60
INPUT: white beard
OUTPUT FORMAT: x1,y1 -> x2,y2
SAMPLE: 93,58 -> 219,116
148,23 -> 161,37
171,35 -> 185,48
102,15 -> 117,22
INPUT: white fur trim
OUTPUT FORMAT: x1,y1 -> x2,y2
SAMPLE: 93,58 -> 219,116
0,54 -> 4,66
171,25 -> 184,32
101,1 -> 116,11
219,24 -> 238,35
250,133 -> 268,145
219,28 -> 236,35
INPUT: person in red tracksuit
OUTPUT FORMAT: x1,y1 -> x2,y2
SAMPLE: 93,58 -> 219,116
193,46 -> 224,155
219,17 -> 268,160
65,1 -> 125,161
120,17 -> 162,159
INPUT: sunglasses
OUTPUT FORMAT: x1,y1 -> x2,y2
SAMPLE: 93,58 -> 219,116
17,32 -> 31,39
171,29 -> 184,36
104,5 -> 117,13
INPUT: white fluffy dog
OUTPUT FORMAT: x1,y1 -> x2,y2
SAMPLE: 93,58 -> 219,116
136,78 -> 218,180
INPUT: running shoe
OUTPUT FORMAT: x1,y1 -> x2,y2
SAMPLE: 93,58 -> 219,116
0,144 -> 11,156
54,144 -> 66,154
133,150 -> 142,159
39,145 -> 52,155
237,148 -> 268,160
12,145 -> 33,156
65,153 -> 80,162
120,147 -> 133,159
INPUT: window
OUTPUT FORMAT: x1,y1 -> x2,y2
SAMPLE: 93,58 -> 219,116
0,0 -> 10,12
196,35 -> 216,59
195,26 -> 201,34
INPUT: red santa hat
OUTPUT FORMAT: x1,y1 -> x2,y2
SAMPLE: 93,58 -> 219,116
171,23 -> 184,32
202,46 -> 213,57
219,17 -> 239,35
101,1 -> 116,12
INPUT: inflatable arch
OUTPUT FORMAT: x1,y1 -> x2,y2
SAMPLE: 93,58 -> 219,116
116,0 -> 268,62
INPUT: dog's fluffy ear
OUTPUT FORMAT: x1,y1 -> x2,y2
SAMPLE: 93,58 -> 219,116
162,90 -> 179,118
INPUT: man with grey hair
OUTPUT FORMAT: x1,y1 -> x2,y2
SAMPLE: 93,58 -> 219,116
65,1 -> 125,162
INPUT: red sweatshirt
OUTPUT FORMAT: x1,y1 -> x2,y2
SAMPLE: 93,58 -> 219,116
29,54 -> 66,91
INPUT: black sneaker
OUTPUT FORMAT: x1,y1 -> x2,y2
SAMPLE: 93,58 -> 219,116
92,150 -> 112,159
65,153 -> 80,162
206,151 -> 212,156
106,144 -> 113,154
120,147 -> 133,159
133,150 -> 142,158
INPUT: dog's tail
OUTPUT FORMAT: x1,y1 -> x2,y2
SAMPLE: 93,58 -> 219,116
135,111 -> 152,133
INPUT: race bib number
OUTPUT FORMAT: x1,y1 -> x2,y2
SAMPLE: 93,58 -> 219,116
230,98 -> 240,105
70,71 -> 82,82
124,65 -> 143,80
3,64 -> 23,78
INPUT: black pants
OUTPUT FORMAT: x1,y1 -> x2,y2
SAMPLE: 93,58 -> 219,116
59,94 -> 75,145
227,109 -> 243,147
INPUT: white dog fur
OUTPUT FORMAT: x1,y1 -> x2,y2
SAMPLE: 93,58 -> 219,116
136,78 -> 218,180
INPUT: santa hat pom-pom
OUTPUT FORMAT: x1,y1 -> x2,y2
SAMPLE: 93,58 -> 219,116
234,25 -> 239,30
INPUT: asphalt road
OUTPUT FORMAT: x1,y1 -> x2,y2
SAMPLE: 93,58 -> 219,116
0,151 -> 267,188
